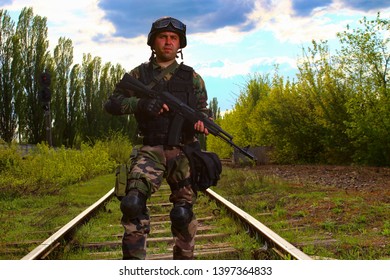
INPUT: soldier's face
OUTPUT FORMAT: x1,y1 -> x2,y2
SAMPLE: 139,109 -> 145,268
153,31 -> 180,62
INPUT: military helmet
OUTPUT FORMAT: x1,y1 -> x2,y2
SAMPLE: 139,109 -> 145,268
147,17 -> 187,49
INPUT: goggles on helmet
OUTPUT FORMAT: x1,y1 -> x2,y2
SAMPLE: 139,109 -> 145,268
152,17 -> 186,32
148,17 -> 187,48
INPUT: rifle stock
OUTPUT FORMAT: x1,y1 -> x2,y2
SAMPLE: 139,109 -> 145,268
120,73 -> 257,162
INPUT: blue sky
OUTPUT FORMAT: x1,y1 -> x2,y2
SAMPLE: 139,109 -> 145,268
1,0 -> 389,111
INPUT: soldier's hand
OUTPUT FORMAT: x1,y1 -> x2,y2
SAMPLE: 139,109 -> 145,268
194,120 -> 209,135
104,95 -> 123,115
137,98 -> 168,117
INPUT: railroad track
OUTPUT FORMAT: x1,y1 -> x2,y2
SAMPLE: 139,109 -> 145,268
21,185 -> 312,260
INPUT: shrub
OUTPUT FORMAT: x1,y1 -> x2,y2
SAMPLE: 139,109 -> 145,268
0,142 -> 23,173
0,142 -> 117,195
102,131 -> 134,164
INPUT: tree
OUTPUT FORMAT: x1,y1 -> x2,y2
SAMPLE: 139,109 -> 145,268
295,40 -> 353,163
80,53 -> 102,141
0,10 -> 18,142
0,7 -> 139,146
52,37 -> 73,146
67,64 -> 83,147
338,13 -> 390,165
15,7 -> 49,143
209,97 -> 220,120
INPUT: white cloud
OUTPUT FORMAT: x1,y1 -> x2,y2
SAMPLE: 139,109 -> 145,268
3,0 -> 151,69
184,0 -> 389,80
4,0 -> 112,39
3,0 -> 389,81
195,56 -> 296,78
191,25 -> 247,46
248,0 -> 344,44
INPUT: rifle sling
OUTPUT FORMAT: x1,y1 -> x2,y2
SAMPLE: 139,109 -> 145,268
145,62 -> 179,89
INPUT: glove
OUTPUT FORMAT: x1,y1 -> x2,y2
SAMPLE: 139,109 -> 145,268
104,95 -> 122,115
137,98 -> 164,117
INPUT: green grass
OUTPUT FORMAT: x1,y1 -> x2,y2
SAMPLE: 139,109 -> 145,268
214,167 -> 390,260
0,174 -> 115,259
2,165 -> 389,260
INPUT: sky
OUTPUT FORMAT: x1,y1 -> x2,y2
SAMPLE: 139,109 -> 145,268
1,0 -> 389,111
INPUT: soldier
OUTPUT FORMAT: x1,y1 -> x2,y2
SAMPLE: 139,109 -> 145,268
104,16 -> 210,260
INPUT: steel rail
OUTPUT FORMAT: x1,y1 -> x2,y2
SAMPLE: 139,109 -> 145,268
205,188 -> 312,260
22,186 -> 311,260
21,188 -> 115,260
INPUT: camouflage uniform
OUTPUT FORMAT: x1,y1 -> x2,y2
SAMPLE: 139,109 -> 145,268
108,58 -> 209,260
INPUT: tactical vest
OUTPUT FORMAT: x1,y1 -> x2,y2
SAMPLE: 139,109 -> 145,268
135,62 -> 196,146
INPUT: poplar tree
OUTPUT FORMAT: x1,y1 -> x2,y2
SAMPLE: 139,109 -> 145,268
52,37 -> 73,146
15,7 -> 49,143
0,10 -> 18,142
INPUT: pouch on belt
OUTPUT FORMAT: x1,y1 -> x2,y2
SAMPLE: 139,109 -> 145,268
115,164 -> 128,199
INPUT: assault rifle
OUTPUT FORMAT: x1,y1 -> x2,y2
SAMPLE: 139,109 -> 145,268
119,73 -> 257,162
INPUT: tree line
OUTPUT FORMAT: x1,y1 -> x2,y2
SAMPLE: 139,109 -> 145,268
1,8 -> 389,166
0,7 -> 137,147
208,13 -> 389,166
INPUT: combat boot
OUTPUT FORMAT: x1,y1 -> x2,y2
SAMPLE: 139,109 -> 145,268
173,245 -> 194,260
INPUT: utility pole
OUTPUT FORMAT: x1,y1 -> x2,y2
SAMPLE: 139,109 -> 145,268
39,71 -> 52,147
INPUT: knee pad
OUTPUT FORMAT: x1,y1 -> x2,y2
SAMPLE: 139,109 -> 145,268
120,189 -> 146,219
170,202 -> 193,229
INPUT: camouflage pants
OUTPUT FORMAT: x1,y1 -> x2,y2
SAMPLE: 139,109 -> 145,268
121,145 -> 198,260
